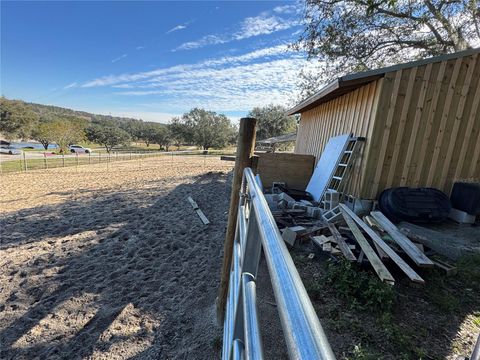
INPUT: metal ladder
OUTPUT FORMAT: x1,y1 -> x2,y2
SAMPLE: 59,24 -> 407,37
323,136 -> 365,200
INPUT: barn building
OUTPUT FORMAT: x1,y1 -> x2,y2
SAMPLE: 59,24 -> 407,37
288,48 -> 480,200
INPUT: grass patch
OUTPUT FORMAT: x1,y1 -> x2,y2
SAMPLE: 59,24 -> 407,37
325,259 -> 395,314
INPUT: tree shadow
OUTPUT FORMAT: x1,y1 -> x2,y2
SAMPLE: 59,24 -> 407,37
0,171 -> 230,359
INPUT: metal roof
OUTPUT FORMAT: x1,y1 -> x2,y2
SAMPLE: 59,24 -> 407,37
287,48 -> 480,115
256,132 -> 297,145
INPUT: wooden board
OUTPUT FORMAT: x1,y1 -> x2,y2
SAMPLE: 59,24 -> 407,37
339,207 -> 394,284
339,204 -> 424,284
256,153 -> 315,190
187,196 -> 210,225
370,211 -> 434,268
306,134 -> 351,201
327,223 -> 356,261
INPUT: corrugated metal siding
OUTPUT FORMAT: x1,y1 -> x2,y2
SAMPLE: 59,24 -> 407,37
363,53 -> 480,199
294,80 -> 383,196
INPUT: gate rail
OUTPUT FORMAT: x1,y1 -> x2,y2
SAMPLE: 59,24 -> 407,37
222,167 -> 335,360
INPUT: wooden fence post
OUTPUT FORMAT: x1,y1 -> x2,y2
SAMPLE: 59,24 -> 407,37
217,117 -> 256,323
44,153 -> 48,169
62,154 -> 65,167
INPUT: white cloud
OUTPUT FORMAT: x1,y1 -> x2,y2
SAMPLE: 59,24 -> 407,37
112,54 -> 127,63
273,4 -> 298,14
166,24 -> 187,34
136,46 -> 145,50
173,9 -> 299,51
64,82 -> 78,89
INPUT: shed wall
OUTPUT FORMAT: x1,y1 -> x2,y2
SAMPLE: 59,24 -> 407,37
294,80 -> 383,197
362,52 -> 480,199
294,52 -> 480,200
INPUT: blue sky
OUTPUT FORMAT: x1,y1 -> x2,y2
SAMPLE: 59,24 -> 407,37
1,1 -> 308,122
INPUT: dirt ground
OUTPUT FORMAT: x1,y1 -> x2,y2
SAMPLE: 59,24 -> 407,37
1,155 -> 479,359
0,156 -> 234,359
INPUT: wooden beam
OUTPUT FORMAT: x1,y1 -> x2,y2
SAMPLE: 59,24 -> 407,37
339,204 -> 425,284
217,117 -> 256,323
339,207 -> 394,284
327,223 -> 356,261
187,196 -> 210,225
370,211 -> 434,268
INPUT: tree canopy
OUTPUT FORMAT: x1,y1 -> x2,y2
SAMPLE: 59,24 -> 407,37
179,108 -> 236,150
295,0 -> 479,98
0,97 -> 39,139
247,105 -> 297,140
49,119 -> 86,153
85,124 -> 131,153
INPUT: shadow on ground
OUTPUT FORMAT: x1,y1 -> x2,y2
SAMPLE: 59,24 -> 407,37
0,171 -> 231,359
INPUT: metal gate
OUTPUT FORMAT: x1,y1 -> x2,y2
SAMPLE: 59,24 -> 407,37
222,167 -> 336,360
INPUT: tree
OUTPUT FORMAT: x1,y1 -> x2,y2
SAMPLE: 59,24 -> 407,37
247,105 -> 297,140
168,117 -> 188,150
0,97 -> 39,139
31,121 -> 57,150
85,124 -> 131,153
180,108 -> 236,150
295,0 -> 480,98
150,126 -> 172,151
49,119 -> 86,153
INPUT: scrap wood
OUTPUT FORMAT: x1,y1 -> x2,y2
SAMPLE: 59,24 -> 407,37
312,235 -> 334,246
370,211 -> 434,268
339,206 -> 394,284
187,196 -> 210,225
339,204 -> 424,284
327,223 -> 356,261
431,257 -> 457,276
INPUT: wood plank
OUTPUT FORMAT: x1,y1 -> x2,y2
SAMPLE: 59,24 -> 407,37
438,54 -> 478,189
455,58 -> 480,180
195,209 -> 210,225
187,196 -> 199,209
370,211 -> 434,268
257,153 -> 315,190
400,63 -> 433,186
426,57 -> 463,186
385,67 -> 418,187
339,207 -> 394,284
327,223 -> 356,261
339,204 -> 425,284
413,61 -> 447,186
371,70 -> 403,197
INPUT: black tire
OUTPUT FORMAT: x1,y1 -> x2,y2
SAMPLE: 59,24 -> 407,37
85,150 -> 90,154
8,151 -> 12,155
70,149 -> 75,153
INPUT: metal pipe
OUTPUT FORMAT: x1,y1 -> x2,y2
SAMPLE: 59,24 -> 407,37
232,339 -> 245,360
471,333 -> 480,360
242,273 -> 263,360
244,167 -> 336,360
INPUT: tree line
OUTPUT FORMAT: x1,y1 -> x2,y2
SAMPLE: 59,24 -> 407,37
0,97 -> 297,153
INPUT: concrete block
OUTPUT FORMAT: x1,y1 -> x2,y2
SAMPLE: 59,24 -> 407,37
281,226 -> 306,246
278,192 -> 295,203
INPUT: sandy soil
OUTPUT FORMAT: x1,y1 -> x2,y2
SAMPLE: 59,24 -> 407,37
0,156 -> 234,359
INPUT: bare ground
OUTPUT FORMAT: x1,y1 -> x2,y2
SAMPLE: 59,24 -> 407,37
0,156 -> 234,359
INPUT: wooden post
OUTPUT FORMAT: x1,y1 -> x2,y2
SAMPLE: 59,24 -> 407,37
44,153 -> 48,169
217,117 -> 256,323
62,154 -> 65,167
23,152 -> 27,172
89,152 -> 91,165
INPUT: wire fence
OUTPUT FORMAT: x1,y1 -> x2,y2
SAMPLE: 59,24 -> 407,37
0,149 -> 235,174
